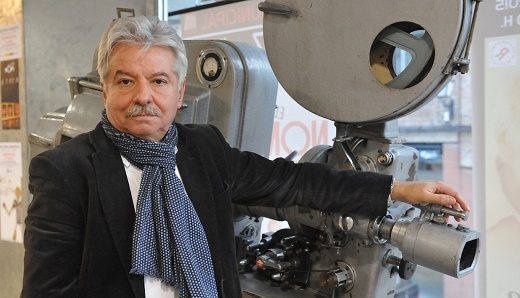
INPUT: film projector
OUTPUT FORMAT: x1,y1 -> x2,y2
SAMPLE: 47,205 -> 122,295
235,0 -> 482,297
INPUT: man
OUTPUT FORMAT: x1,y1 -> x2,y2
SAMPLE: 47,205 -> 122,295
22,16 -> 468,298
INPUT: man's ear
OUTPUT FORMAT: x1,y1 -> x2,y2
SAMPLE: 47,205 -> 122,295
177,78 -> 187,109
100,81 -> 107,104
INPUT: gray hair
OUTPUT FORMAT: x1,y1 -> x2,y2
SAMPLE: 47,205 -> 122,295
97,16 -> 188,88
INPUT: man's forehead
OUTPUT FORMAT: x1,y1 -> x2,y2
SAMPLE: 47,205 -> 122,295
107,48 -> 177,78
111,44 -> 174,58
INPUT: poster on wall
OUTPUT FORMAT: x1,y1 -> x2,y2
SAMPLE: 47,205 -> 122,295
1,59 -> 20,129
180,0 -> 336,162
0,24 -> 22,62
484,34 -> 520,297
0,24 -> 22,130
0,142 -> 23,244
476,1 -> 520,297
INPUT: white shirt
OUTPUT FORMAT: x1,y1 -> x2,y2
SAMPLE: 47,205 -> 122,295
121,155 -> 179,298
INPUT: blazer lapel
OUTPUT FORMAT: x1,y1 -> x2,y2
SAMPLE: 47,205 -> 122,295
90,125 -> 145,297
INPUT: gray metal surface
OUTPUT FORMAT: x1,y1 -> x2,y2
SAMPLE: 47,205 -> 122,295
181,40 -> 278,156
261,0 -> 474,124
28,108 -> 66,158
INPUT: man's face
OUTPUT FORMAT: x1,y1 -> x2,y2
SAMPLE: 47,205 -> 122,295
101,44 -> 185,142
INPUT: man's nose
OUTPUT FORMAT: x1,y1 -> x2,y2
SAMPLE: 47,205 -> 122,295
134,80 -> 152,104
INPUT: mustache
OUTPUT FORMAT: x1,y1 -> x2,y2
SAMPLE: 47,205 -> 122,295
125,105 -> 160,117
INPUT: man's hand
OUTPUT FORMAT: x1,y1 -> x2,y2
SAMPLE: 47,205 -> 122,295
391,180 -> 470,214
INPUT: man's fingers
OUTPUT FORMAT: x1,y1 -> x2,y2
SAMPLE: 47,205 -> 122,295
430,183 -> 469,211
437,194 -> 456,206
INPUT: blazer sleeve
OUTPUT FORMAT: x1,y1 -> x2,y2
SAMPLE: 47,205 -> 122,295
200,124 -> 392,218
22,154 -> 84,298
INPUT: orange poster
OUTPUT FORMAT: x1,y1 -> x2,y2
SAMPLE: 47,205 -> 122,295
1,59 -> 20,129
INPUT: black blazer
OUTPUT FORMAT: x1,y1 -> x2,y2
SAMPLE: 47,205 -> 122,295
22,123 -> 391,298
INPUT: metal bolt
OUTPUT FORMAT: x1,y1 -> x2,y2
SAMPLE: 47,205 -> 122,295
456,224 -> 470,232
378,151 -> 394,165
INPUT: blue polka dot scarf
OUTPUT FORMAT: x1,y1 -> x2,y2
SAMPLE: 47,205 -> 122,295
101,111 -> 218,298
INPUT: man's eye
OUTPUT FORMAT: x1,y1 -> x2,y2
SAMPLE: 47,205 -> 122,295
119,79 -> 132,85
154,79 -> 166,85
